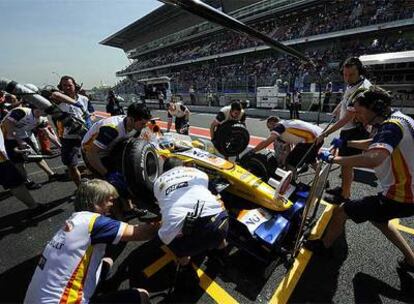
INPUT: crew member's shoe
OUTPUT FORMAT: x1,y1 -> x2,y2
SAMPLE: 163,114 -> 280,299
324,193 -> 350,205
25,180 -> 42,190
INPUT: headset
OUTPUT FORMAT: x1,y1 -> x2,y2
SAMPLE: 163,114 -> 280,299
340,57 -> 367,77
57,75 -> 82,92
350,86 -> 392,117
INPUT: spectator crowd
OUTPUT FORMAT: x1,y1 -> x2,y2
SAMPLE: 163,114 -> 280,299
118,0 -> 414,74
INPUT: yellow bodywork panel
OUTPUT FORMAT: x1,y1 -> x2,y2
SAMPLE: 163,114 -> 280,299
157,147 -> 292,211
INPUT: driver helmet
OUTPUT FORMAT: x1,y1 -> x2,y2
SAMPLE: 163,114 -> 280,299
159,136 -> 175,151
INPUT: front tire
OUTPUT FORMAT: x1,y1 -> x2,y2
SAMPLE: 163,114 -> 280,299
111,138 -> 160,197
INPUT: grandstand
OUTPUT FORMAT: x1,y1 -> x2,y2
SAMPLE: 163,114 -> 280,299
101,0 -> 414,111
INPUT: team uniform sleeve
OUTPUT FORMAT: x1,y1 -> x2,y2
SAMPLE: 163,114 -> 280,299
87,101 -> 95,113
215,111 -> 225,123
94,126 -> 119,150
180,105 -> 188,112
7,109 -> 26,123
271,123 -> 286,136
90,215 -> 127,245
368,122 -> 403,154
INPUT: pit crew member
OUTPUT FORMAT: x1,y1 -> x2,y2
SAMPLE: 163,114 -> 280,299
1,104 -> 59,187
0,126 -> 45,214
166,101 -> 190,135
307,87 -> 414,273
153,158 -> 229,266
250,116 -> 323,170
209,101 -> 247,140
55,75 -> 91,187
317,57 -> 372,203
81,103 -> 153,219
24,179 -> 157,304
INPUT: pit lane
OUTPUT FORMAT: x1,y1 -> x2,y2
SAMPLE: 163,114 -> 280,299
0,106 -> 413,303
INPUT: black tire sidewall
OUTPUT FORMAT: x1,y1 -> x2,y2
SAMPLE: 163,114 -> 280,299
213,120 -> 250,157
112,138 -> 160,196
240,156 -> 269,181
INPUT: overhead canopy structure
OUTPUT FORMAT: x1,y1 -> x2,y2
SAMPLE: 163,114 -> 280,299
359,50 -> 414,65
100,0 -> 260,50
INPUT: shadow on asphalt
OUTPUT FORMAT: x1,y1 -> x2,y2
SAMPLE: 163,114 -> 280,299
353,270 -> 414,303
94,236 -> 277,303
0,195 -> 71,239
289,232 -> 349,303
353,169 -> 378,187
0,255 -> 40,302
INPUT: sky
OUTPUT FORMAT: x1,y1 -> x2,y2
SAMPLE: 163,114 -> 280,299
0,0 -> 162,89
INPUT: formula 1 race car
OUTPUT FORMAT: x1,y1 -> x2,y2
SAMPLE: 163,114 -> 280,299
112,132 -> 292,211
110,131 -> 330,271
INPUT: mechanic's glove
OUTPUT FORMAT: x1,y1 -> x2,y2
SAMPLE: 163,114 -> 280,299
330,138 -> 345,149
105,171 -> 129,196
318,150 -> 334,163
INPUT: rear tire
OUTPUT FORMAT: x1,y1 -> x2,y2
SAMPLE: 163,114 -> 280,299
240,149 -> 278,181
240,154 -> 269,181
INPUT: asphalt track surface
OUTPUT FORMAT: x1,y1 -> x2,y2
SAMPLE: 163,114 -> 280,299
1,105 -> 413,303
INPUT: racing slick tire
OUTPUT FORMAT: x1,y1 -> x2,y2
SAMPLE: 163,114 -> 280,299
213,120 -> 250,157
111,138 -> 160,196
240,149 -> 278,181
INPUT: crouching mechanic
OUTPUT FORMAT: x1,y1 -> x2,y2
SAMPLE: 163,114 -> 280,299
153,158 -> 229,266
209,101 -> 246,140
0,127 -> 45,214
24,179 -> 157,303
249,116 -> 323,171
307,87 -> 414,273
166,101 -> 190,135
81,103 -> 155,219
1,104 -> 59,187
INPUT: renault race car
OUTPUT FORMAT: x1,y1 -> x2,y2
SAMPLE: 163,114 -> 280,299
109,129 -> 320,269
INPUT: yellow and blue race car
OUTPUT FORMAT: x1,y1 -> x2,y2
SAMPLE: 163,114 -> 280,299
111,130 -> 325,269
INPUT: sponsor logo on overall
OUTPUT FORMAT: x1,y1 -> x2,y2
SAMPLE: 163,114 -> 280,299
165,181 -> 189,195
